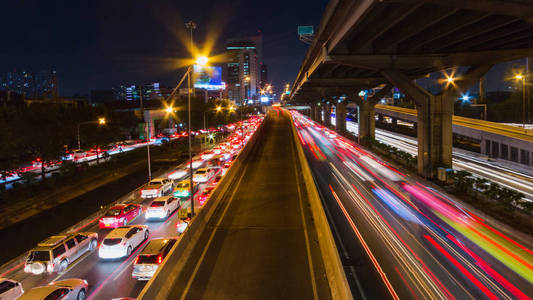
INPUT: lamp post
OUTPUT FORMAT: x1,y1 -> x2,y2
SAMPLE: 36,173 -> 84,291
515,74 -> 527,130
77,118 -> 106,151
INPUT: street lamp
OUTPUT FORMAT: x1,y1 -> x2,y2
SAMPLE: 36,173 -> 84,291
515,74 -> 527,130
77,118 -> 106,151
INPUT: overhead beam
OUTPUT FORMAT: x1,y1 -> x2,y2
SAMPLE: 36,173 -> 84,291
398,11 -> 490,52
328,49 -> 533,71
453,23 -> 533,51
410,0 -> 533,20
373,6 -> 458,52
348,2 -> 422,52
425,17 -> 519,51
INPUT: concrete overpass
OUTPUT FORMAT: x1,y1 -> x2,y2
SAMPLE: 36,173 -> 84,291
374,104 -> 533,169
290,0 -> 533,178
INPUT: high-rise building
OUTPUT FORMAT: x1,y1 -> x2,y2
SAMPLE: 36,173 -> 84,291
0,69 -> 57,99
224,39 -> 259,105
260,65 -> 268,88
115,82 -> 172,101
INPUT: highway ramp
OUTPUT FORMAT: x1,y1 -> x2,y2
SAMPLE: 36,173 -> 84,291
166,108 -> 333,299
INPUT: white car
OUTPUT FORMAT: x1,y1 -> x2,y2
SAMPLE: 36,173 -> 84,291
99,225 -> 149,259
193,168 -> 215,183
201,151 -> 215,160
140,178 -> 174,198
0,278 -> 23,300
167,167 -> 190,180
145,196 -> 180,220
19,279 -> 88,300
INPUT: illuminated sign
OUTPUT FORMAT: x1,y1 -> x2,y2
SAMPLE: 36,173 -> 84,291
260,96 -> 269,103
298,26 -> 314,35
194,65 -> 225,90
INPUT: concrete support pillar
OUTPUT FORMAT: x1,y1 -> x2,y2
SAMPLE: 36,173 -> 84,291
353,85 -> 392,142
315,104 -> 321,122
323,104 -> 331,126
383,64 -> 492,178
335,102 -> 347,132
358,101 -> 376,141
392,118 -> 398,126
310,104 -> 317,121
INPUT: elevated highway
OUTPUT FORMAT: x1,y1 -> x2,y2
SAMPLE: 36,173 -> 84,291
290,0 -> 533,178
139,109 -> 352,299
375,104 -> 533,168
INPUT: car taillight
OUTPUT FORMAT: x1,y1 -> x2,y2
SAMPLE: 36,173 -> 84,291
47,263 -> 54,272
157,255 -> 163,264
133,256 -> 139,264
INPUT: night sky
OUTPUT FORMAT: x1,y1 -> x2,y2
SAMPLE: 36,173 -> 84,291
1,0 -> 326,97
1,1 -> 525,98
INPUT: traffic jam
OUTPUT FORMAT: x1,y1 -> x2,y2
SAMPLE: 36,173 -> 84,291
0,116 -> 263,300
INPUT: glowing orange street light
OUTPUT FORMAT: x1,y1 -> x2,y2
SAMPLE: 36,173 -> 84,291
196,55 -> 209,66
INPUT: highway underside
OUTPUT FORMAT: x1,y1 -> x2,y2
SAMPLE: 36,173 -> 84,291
168,108 -> 332,299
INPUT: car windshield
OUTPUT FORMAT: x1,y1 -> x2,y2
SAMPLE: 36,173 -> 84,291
27,250 -> 50,261
149,181 -> 162,185
177,183 -> 189,188
105,209 -> 122,217
196,170 -> 206,174
151,201 -> 165,207
136,254 -> 160,264
103,238 -> 122,246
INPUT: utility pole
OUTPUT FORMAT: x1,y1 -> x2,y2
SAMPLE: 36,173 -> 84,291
186,20 -> 197,218
140,86 -> 152,181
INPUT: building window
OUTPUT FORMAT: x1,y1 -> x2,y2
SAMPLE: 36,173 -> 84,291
510,147 -> 519,162
520,149 -> 530,165
500,144 -> 508,160
491,141 -> 499,159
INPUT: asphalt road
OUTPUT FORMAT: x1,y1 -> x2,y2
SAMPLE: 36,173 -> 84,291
332,117 -> 533,201
0,127 -> 256,299
295,111 -> 533,299
166,108 -> 332,299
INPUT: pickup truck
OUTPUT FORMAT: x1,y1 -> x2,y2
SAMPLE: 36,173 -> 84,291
140,178 -> 174,198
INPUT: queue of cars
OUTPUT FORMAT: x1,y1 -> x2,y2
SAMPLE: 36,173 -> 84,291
3,116 -> 263,300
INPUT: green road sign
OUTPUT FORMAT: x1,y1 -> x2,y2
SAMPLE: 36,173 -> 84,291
298,26 -> 314,35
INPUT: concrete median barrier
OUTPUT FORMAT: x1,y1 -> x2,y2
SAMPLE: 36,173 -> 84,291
138,118 -> 266,300
287,109 -> 353,300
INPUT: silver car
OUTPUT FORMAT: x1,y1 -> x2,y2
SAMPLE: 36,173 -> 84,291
18,278 -> 88,300
24,232 -> 98,275
132,238 -> 177,280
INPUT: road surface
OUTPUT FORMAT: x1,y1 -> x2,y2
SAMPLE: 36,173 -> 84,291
166,108 -> 332,299
296,111 -> 533,299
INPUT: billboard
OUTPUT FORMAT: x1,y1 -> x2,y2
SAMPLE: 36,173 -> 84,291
194,65 -> 225,90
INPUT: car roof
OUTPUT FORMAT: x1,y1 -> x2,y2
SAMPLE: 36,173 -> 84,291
19,286 -> 61,299
109,204 -> 127,210
140,238 -> 175,255
37,235 -> 68,248
196,168 -> 207,171
105,227 -> 133,238
153,195 -> 173,201
152,177 -> 166,181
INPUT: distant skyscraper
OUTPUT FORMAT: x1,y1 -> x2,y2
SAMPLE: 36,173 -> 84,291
224,39 -> 259,104
115,83 -> 170,101
0,69 -> 57,99
260,65 -> 268,88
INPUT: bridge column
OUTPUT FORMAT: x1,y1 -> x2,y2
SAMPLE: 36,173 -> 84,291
309,104 -> 317,121
323,103 -> 331,126
353,86 -> 392,142
383,65 -> 493,178
335,101 -> 347,132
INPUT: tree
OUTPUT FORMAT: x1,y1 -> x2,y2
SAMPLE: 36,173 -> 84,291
21,104 -> 70,180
